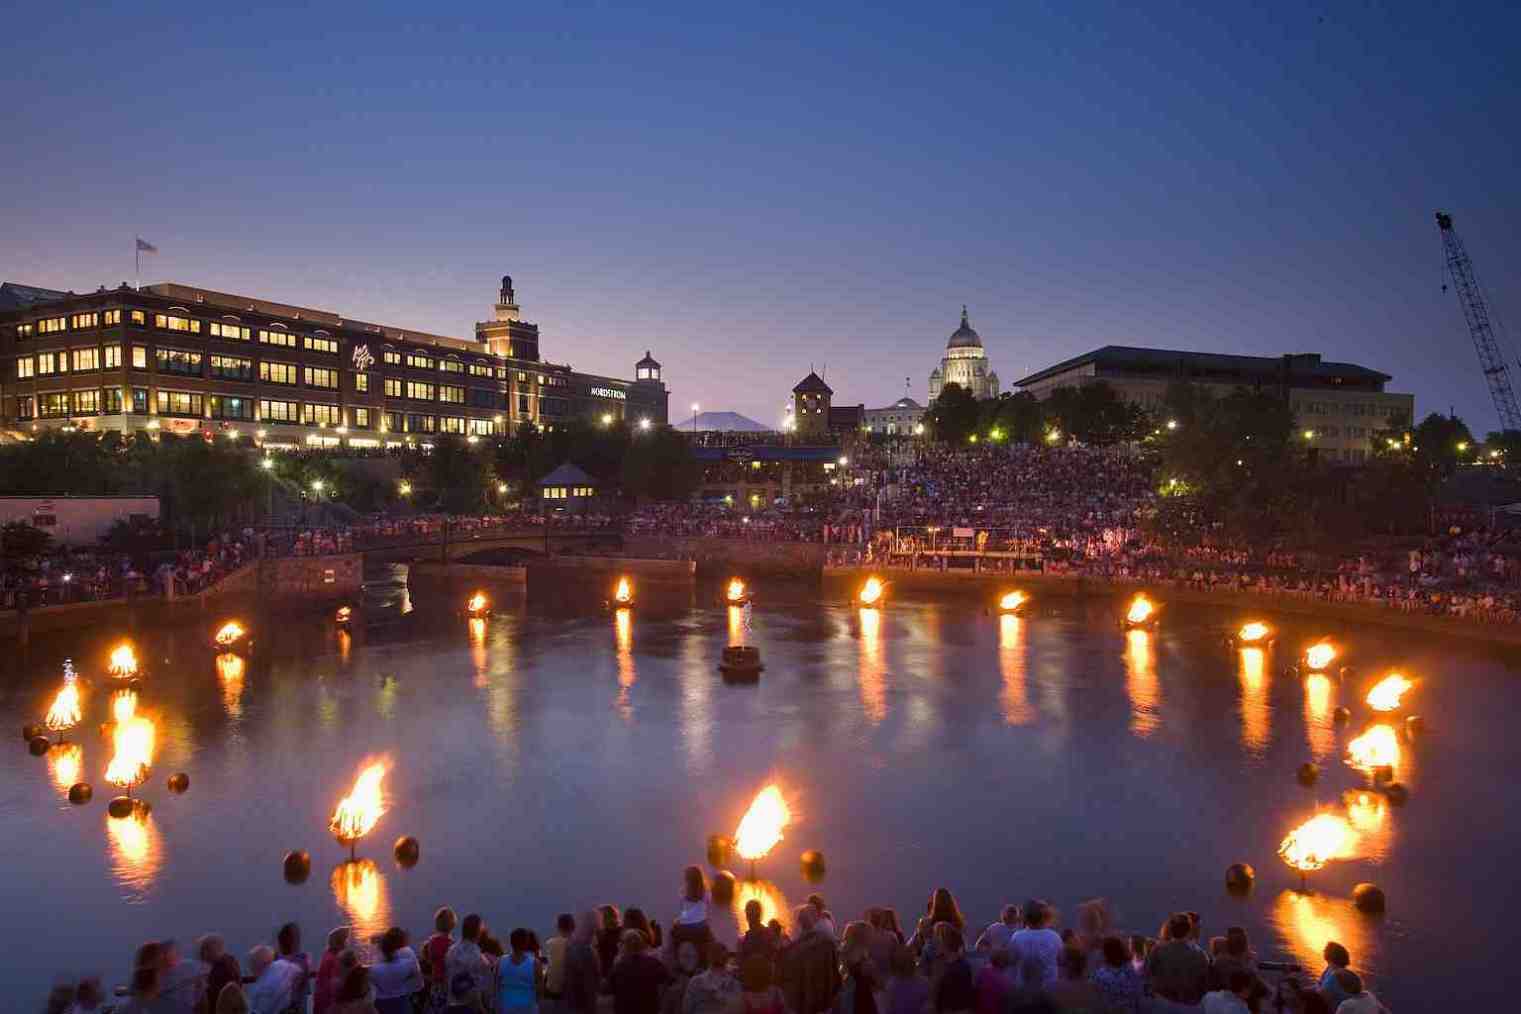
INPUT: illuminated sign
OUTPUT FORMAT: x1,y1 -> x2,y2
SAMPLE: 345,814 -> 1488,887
351,344 -> 375,372
590,386 -> 626,400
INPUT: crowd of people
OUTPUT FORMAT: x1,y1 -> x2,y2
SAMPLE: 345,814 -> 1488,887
40,875 -> 1390,1014
1,534 -> 258,611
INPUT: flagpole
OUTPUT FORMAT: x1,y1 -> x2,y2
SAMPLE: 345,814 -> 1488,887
135,240 -> 140,291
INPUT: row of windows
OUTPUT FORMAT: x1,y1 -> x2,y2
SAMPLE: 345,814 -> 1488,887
543,485 -> 596,499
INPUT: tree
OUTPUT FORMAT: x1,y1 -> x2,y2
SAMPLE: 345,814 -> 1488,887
1,521 -> 52,559
1483,429 -> 1521,465
925,383 -> 981,444
1042,382 -> 1151,445
980,391 -> 1044,444
621,426 -> 699,500
427,435 -> 495,513
1410,412 -> 1475,478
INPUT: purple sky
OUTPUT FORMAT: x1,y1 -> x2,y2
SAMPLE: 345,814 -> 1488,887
3,2 -> 1518,429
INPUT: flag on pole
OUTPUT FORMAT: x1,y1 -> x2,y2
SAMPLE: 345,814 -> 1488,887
135,237 -> 158,254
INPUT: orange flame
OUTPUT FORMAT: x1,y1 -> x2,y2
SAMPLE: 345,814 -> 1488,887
1126,594 -> 1154,624
1347,724 -> 1400,772
467,592 -> 488,615
1366,673 -> 1412,712
727,578 -> 748,603
111,689 -> 138,724
999,590 -> 1027,612
336,605 -> 352,623
1304,641 -> 1336,671
1237,621 -> 1270,643
1344,790 -> 1388,835
1277,813 -> 1356,872
105,716 -> 155,789
50,742 -> 82,789
214,621 -> 246,647
45,681 -> 82,733
614,577 -> 633,604
107,643 -> 140,679
330,761 -> 388,844
331,859 -> 389,939
859,576 -> 884,607
734,785 -> 789,861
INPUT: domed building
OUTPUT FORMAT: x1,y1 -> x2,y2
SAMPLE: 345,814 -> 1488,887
928,306 -> 1000,402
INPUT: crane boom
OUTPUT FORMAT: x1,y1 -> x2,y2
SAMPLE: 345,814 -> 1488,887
1437,211 -> 1521,432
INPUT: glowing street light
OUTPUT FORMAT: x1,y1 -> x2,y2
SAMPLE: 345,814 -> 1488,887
1045,428 -> 1061,444
1303,430 -> 1316,441
601,413 -> 613,426
261,457 -> 275,471
1166,419 -> 1178,431
837,455 -> 849,466
397,480 -> 412,496
1457,441 -> 1469,453
311,479 -> 325,495
639,417 -> 651,431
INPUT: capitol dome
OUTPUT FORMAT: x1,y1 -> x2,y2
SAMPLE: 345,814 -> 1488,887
947,306 -> 982,349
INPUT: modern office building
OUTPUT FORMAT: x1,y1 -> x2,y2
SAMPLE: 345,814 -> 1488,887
1015,346 -> 1414,464
0,276 -> 668,447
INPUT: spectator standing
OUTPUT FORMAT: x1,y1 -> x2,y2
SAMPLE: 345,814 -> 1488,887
1146,914 -> 1210,1005
609,929 -> 671,1014
370,928 -> 423,1014
1008,902 -> 1062,993
779,907 -> 840,1014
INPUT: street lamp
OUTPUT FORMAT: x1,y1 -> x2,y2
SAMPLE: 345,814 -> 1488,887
398,480 -> 412,496
260,457 -> 275,471
690,402 -> 700,435
1303,430 -> 1315,440
601,412 -> 613,426
1166,419 -> 1178,431
838,455 -> 849,466
311,479 -> 325,494
639,417 -> 651,431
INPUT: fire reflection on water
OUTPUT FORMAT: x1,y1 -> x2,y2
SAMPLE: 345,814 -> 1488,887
469,618 -> 488,687
614,608 -> 635,721
1124,630 -> 1160,737
1270,890 -> 1373,978
1238,647 -> 1270,754
1304,674 -> 1336,761
105,812 -> 162,896
727,605 -> 746,647
49,742 -> 82,790
331,860 -> 390,940
999,614 -> 1033,726
858,607 -> 887,725
216,653 -> 245,719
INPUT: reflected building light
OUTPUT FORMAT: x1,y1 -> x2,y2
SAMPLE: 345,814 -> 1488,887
999,614 -> 1034,726
1124,629 -> 1160,737
1304,673 -> 1335,761
1238,647 -> 1271,754
614,608 -> 636,722
858,606 -> 887,725
331,859 -> 390,941
105,811 -> 162,898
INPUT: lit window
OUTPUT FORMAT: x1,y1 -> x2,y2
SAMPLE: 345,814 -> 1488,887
258,399 -> 300,423
469,362 -> 492,378
71,312 -> 98,329
383,350 -> 401,365
36,351 -> 63,375
304,366 -> 339,390
16,396 -> 35,419
467,418 -> 493,436
16,322 -> 35,338
131,346 -> 148,369
354,373 -> 370,392
258,328 -> 297,348
103,388 -> 124,413
156,390 -> 203,417
72,348 -> 100,371
153,314 -> 201,334
352,407 -> 371,428
439,416 -> 465,433
156,348 -> 203,376
209,321 -> 251,341
384,378 -> 402,397
103,345 -> 122,369
210,355 -> 253,381
406,381 -> 435,401
72,389 -> 101,414
39,392 -> 70,417
260,361 -> 298,385
129,310 -> 146,325
38,317 -> 67,334
103,309 -> 122,326
304,403 -> 341,427
406,353 -> 435,371
440,359 -> 463,374
304,335 -> 339,355
16,356 -> 34,379
439,385 -> 464,404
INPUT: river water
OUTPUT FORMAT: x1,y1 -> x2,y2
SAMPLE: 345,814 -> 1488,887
1,569 -> 1514,1005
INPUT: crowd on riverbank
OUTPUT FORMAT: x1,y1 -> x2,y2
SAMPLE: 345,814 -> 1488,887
0,534 -> 258,611
39,881 -> 1390,1014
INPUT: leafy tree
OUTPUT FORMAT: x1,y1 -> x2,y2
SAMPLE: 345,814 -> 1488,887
925,383 -> 981,444
1042,382 -> 1151,445
1410,412 -> 1475,478
621,426 -> 699,500
1,521 -> 52,559
1483,429 -> 1521,464
426,435 -> 495,513
980,391 -> 1044,444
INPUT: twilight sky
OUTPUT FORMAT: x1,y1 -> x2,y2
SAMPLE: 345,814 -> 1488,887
3,1 -> 1518,430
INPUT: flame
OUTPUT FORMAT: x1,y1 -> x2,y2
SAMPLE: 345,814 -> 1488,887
1347,724 -> 1400,772
734,785 -> 789,861
45,681 -> 82,733
467,592 -> 488,615
336,605 -> 352,623
1237,621 -> 1270,643
107,643 -> 140,679
731,879 -> 793,935
1277,813 -> 1356,872
111,689 -> 138,724
1304,641 -> 1336,671
105,716 -> 155,789
1366,673 -> 1412,712
727,578 -> 747,603
330,761 -> 388,844
331,860 -> 390,940
1124,629 -> 1160,737
214,621 -> 246,647
1304,674 -> 1335,761
1126,594 -> 1154,624
1238,647 -> 1270,754
1344,790 -> 1387,835
614,577 -> 633,604
999,590 -> 1027,612
50,742 -> 82,789
859,576 -> 884,607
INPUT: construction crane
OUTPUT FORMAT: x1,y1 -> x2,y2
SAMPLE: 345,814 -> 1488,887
1436,211 -> 1521,432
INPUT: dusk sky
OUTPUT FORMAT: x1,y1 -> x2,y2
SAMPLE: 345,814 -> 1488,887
4,1 -> 1518,429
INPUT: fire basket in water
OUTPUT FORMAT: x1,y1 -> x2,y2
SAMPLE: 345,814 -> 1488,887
998,590 -> 1027,614
613,577 -> 634,607
858,577 -> 885,608
1123,594 -> 1157,629
1303,641 -> 1336,672
466,593 -> 489,617
44,677 -> 82,741
105,716 -> 155,799
1234,621 -> 1272,646
726,578 -> 750,606
213,621 -> 249,652
107,644 -> 141,680
734,785 -> 790,880
1278,813 -> 1355,889
1365,673 -> 1412,712
1346,725 -> 1400,773
330,761 -> 388,860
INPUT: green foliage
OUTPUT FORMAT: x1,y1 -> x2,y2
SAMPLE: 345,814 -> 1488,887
979,391 -> 1044,444
496,420 -> 631,487
1,521 -> 53,559
621,425 -> 699,500
1041,382 -> 1152,445
925,383 -> 981,444
426,435 -> 496,513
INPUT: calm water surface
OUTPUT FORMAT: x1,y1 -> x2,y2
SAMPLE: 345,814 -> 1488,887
2,570 -> 1517,1006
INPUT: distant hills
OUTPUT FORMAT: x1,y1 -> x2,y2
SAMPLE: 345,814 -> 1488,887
686,411 -> 771,433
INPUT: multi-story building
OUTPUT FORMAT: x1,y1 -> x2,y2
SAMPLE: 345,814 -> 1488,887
1015,346 -> 1414,465
0,276 -> 667,447
863,397 -> 925,436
